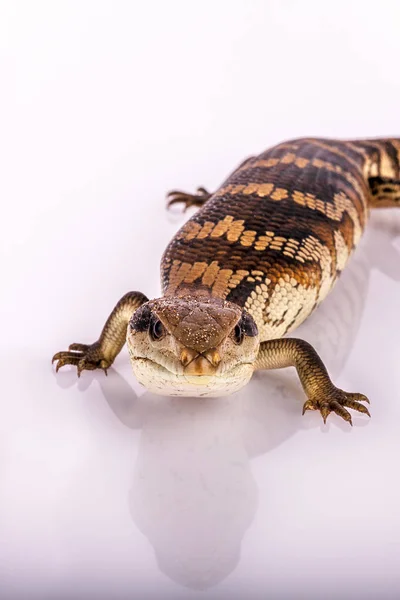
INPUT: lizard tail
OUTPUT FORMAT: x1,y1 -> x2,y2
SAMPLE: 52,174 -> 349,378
348,138 -> 400,208
369,173 -> 400,208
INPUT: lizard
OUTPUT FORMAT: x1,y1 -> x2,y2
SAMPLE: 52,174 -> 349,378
53,137 -> 400,425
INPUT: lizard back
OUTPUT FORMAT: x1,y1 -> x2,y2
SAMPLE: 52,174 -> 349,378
162,138 -> 400,341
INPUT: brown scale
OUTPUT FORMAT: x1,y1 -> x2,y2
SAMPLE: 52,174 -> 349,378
53,137 -> 400,424
162,139 -> 393,307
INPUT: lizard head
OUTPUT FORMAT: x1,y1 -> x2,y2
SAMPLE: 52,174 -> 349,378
126,296 -> 260,397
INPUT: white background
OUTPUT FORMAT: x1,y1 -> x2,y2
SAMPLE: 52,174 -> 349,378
1,1 -> 400,598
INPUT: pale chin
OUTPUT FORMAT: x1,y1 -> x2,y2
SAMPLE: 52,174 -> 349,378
131,358 -> 254,398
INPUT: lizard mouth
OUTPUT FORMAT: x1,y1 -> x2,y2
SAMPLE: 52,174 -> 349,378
134,357 -> 216,383
129,356 -> 254,397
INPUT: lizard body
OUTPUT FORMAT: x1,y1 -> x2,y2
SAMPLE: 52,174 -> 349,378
53,137 -> 400,424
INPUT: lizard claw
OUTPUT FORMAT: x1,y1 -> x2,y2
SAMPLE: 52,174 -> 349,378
302,399 -> 316,414
302,387 -> 370,425
166,187 -> 212,211
52,341 -> 111,377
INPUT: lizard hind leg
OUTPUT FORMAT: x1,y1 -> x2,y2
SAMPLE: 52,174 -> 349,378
52,291 -> 148,377
166,186 -> 212,212
165,155 -> 255,212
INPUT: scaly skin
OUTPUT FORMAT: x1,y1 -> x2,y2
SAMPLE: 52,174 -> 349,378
53,137 -> 400,424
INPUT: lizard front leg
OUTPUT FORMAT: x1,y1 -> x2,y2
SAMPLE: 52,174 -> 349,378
254,338 -> 370,425
53,291 -> 148,376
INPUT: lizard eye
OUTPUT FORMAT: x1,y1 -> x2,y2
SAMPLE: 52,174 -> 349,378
234,324 -> 244,345
150,318 -> 165,341
233,312 -> 258,344
240,312 -> 258,337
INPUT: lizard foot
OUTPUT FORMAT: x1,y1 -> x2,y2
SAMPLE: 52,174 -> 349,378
302,389 -> 370,425
166,186 -> 212,211
52,341 -> 111,377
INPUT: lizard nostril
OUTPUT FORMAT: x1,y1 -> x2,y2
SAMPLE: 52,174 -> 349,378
204,349 -> 221,367
180,349 -> 197,367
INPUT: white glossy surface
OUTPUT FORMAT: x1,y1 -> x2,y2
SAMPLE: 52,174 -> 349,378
2,2 -> 400,598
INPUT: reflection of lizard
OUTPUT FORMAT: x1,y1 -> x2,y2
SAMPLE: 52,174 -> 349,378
84,219 -> 400,591
54,138 -> 400,424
